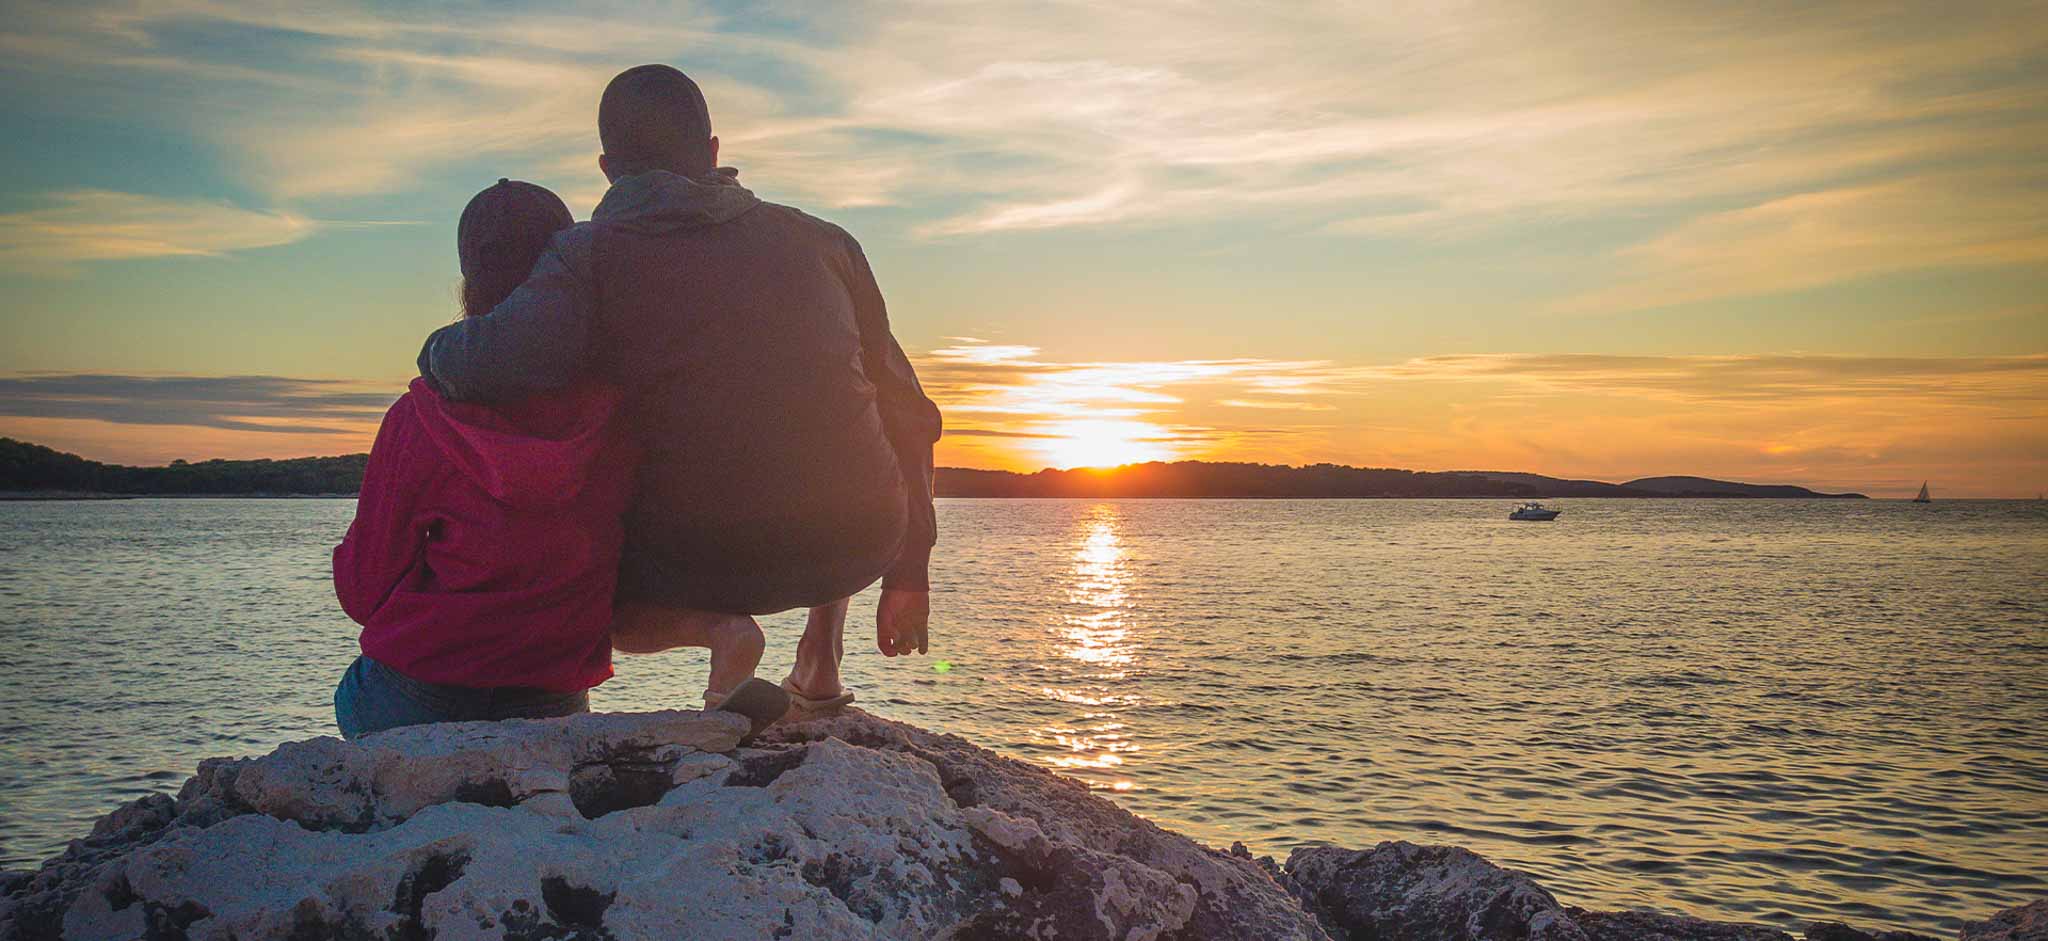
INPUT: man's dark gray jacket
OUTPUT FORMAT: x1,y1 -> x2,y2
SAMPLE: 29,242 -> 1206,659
418,169 -> 940,612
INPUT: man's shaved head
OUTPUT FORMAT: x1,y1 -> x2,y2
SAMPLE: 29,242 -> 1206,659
599,64 -> 715,179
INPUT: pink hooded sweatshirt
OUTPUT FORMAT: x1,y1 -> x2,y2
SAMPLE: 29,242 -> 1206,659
334,378 -> 635,692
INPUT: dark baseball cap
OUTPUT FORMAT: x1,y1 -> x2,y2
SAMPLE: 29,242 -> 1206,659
456,178 -> 573,279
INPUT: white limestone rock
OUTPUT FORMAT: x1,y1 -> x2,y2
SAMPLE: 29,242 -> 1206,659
1,707 -> 2033,940
0,709 -> 1323,941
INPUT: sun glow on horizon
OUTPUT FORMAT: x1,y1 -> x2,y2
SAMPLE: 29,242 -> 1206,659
1031,419 -> 1179,471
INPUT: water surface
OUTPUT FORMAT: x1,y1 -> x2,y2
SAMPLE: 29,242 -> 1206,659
1,497 -> 2043,934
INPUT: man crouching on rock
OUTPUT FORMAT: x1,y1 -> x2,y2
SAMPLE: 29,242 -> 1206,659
417,64 -> 942,718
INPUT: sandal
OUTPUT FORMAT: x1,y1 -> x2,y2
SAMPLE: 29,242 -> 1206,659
704,677 -> 790,739
781,677 -> 856,715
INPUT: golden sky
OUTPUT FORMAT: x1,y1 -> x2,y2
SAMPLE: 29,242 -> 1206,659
1,1 -> 2043,496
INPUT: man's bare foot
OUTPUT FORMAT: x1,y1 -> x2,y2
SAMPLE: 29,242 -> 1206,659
704,615 -> 765,698
787,599 -> 849,698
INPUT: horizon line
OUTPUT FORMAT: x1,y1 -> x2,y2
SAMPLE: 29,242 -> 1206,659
1,434 -> 1947,496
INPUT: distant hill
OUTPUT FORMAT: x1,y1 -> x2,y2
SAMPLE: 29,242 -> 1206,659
1,438 -> 1865,499
1,438 -> 365,496
1441,471 -> 1644,497
1621,475 -> 1864,498
937,462 -> 1538,498
936,462 -> 1865,499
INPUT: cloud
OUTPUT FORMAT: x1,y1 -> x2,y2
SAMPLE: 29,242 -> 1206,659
920,345 -> 2047,490
1563,173 -> 2048,312
0,2 -> 716,200
0,374 -> 398,433
2,3 -> 2044,490
1,355 -> 2037,494
1357,354 -> 2048,497
8,0 -> 2041,271
921,341 -> 1340,415
0,191 -> 316,268
1364,353 -> 2048,406
813,0 -> 2047,250
943,428 -> 1062,439
224,48 -> 614,200
1219,399 -> 1336,411
917,342 -> 1349,466
916,183 -> 1141,238
925,346 -> 2048,428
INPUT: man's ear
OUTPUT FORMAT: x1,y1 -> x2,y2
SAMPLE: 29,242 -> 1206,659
708,136 -> 720,168
598,153 -> 615,183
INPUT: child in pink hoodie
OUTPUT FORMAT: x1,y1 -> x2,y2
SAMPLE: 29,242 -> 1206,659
331,180 -> 636,737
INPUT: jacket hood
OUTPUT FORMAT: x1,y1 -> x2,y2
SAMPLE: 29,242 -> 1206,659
592,168 -> 760,234
406,377 -> 623,506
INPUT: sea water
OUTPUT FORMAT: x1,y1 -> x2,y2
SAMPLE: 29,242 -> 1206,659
1,497 -> 2042,933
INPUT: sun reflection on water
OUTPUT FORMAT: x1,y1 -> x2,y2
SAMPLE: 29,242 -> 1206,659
1037,505 -> 1143,791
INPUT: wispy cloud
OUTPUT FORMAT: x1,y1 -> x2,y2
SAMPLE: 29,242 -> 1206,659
914,345 -> 2047,492
0,3 -> 2043,492
1562,174 -> 2048,312
1364,353 -> 2048,406
920,342 -> 1339,467
928,346 -> 2048,424
1219,399 -> 1336,412
1333,352 -> 2048,496
0,191 -> 315,269
817,0 -> 2047,254
0,354 -> 2039,494
9,2 -> 2041,256
3,2 -> 716,201
0,374 -> 397,433
923,342 -> 1338,412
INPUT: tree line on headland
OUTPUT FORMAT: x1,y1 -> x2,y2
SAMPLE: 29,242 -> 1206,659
937,464 -> 1865,498
0,437 -> 1866,499
1,438 -> 368,496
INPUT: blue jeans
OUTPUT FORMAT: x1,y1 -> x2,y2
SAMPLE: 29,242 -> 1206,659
333,656 -> 589,740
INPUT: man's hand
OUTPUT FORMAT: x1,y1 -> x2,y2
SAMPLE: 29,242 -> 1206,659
876,588 -> 929,657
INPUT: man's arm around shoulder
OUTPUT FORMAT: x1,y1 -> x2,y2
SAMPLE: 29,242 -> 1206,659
418,225 -> 600,402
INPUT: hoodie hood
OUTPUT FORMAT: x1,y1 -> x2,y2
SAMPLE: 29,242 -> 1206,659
405,377 -> 623,506
592,167 -> 760,234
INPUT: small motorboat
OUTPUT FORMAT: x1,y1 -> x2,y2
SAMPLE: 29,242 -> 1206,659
1509,501 -> 1562,521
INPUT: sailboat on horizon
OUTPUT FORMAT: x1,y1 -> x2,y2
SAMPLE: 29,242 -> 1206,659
1913,481 -> 1931,503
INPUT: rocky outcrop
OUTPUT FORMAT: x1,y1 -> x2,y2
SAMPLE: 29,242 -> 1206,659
0,709 -> 1323,941
1285,842 -> 1587,940
0,708 -> 2036,941
756,712 -> 1321,940
1961,900 -> 2047,941
1572,910 -> 1938,941
1277,843 -> 1973,941
1802,920 -> 1949,941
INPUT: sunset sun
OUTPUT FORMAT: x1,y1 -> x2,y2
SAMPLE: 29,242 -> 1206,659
1033,420 -> 1176,470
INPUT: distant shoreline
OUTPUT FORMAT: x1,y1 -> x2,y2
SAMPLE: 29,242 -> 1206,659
0,491 -> 355,502
3,437 -> 1895,500
11,493 -> 1991,503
